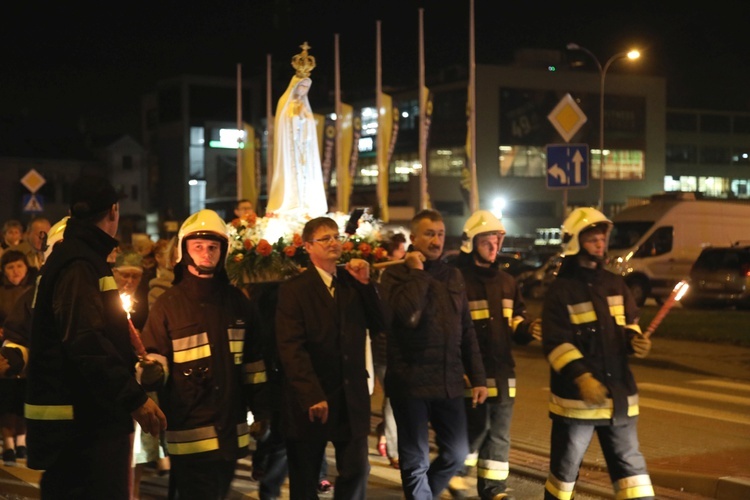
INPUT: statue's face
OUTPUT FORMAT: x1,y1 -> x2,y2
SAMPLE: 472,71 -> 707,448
295,79 -> 311,98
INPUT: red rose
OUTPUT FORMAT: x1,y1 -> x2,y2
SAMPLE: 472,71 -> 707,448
243,239 -> 254,251
373,247 -> 388,260
231,218 -> 242,228
256,239 -> 273,256
292,233 -> 303,247
358,242 -> 372,257
342,241 -> 354,252
244,212 -> 257,227
283,245 -> 297,257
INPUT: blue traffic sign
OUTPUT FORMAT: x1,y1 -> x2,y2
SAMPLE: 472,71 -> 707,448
22,194 -> 44,213
546,144 -> 589,189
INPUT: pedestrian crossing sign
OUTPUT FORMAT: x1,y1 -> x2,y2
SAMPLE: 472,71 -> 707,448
22,194 -> 44,213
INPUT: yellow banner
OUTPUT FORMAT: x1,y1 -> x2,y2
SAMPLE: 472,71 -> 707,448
377,93 -> 393,222
338,103 -> 354,213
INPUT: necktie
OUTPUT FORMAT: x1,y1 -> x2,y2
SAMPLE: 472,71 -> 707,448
329,275 -> 337,298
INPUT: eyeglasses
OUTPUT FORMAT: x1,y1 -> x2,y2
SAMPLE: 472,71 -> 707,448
310,234 -> 347,245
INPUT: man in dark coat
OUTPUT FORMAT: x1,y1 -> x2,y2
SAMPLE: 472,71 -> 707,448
275,216 -> 385,500
25,175 -> 165,499
379,209 -> 488,500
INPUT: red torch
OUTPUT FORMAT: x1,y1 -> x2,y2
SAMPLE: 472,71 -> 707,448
643,280 -> 689,339
120,293 -> 147,359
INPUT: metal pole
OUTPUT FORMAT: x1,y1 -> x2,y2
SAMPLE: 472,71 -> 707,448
599,65 -> 607,213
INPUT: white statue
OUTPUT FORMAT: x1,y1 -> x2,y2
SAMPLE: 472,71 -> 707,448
266,42 -> 328,217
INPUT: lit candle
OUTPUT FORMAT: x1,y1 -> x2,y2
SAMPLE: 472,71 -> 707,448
120,292 -> 147,358
644,280 -> 689,338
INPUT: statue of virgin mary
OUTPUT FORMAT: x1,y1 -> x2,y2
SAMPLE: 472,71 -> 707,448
266,42 -> 328,217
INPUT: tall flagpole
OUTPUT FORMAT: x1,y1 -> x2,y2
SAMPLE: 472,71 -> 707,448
266,54 -> 273,204
335,34 -> 343,213
418,8 -> 428,210
469,0 -> 479,212
236,63 -> 243,200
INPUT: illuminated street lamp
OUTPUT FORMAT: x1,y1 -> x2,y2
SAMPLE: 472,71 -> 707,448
566,43 -> 640,211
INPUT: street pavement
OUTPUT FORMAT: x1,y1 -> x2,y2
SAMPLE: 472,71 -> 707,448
2,336 -> 749,499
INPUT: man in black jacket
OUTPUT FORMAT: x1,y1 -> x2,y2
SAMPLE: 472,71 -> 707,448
25,175 -> 165,499
380,209 -> 488,500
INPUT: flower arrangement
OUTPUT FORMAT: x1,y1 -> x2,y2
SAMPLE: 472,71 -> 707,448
225,210 -> 392,285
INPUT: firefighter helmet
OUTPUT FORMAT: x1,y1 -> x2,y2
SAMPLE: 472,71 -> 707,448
43,216 -> 69,261
460,210 -> 506,254
176,209 -> 229,264
561,207 -> 612,256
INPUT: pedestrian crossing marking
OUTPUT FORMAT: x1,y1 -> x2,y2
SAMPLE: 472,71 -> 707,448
638,382 -> 750,406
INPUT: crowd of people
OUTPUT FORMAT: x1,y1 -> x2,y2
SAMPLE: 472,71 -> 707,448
0,173 -> 657,500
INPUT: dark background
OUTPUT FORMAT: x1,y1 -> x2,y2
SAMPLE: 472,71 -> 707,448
3,1 -> 749,139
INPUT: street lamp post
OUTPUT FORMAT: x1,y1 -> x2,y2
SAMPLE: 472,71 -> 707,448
566,43 -> 640,211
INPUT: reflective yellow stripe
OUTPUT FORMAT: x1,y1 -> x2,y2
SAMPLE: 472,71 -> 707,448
99,276 -> 118,291
465,387 -> 498,398
477,462 -> 509,480
25,403 -> 74,421
168,438 -> 219,455
469,300 -> 490,321
174,344 -> 211,363
173,333 -> 211,363
166,426 -> 219,455
227,328 -> 244,341
549,394 -> 640,420
470,309 -> 490,320
245,372 -> 268,384
568,301 -> 597,324
511,315 -> 524,332
244,360 -> 268,385
229,340 -> 244,354
548,343 -> 583,372
546,475 -> 575,500
464,452 -> 478,467
237,422 -> 250,449
615,475 -> 654,500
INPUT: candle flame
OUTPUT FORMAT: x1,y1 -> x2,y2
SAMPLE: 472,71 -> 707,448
119,293 -> 133,319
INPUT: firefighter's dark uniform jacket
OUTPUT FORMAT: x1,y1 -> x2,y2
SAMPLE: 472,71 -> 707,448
455,256 -> 535,402
141,269 -> 269,463
542,258 -> 643,425
25,218 -> 148,470
380,258 -> 486,399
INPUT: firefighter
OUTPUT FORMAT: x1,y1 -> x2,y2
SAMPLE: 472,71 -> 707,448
449,210 -> 541,500
542,207 -> 654,500
139,209 -> 270,499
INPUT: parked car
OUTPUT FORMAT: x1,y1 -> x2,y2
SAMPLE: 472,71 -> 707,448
518,252 -> 562,299
681,243 -> 750,310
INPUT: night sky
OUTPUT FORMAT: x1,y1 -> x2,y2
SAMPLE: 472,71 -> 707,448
3,1 -> 750,139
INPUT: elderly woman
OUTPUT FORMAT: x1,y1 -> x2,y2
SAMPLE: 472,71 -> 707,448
0,250 -> 35,465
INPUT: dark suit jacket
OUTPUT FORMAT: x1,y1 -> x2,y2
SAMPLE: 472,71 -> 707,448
275,265 -> 385,440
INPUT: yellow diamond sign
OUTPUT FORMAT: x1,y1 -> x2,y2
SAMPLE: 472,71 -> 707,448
548,93 -> 587,143
21,168 -> 46,193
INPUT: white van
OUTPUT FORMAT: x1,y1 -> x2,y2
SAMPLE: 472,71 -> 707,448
606,198 -> 750,306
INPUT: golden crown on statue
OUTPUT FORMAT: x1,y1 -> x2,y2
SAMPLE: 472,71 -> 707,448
291,41 -> 316,78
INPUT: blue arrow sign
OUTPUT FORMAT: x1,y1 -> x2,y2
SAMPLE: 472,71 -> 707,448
546,144 -> 589,189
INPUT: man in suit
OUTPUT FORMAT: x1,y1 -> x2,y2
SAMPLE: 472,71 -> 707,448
275,216 -> 385,500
